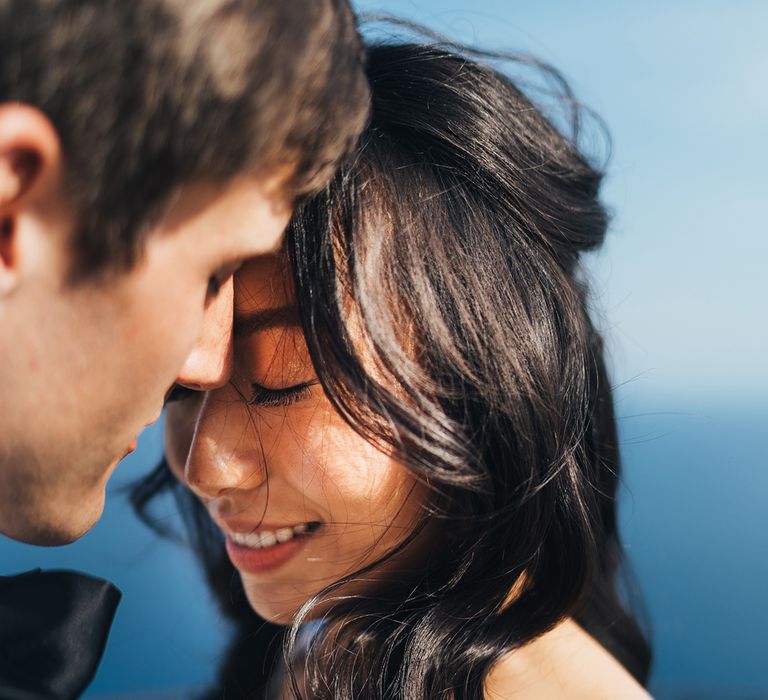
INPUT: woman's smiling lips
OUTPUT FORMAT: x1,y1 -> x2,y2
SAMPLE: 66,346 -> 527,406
219,520 -> 322,574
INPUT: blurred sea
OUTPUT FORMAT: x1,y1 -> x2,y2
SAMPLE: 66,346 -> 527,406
1,395 -> 766,699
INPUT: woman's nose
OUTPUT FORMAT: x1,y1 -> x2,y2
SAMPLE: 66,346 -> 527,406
183,386 -> 267,500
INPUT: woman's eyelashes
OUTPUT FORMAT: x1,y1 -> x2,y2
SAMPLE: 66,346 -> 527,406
249,380 -> 317,408
163,381 -> 316,408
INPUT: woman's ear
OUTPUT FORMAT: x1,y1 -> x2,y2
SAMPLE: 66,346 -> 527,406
0,104 -> 62,295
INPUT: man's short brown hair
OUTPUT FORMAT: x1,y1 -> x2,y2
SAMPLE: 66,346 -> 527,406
0,0 -> 370,278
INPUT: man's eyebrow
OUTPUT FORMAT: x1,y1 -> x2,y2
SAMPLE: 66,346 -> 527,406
233,305 -> 301,337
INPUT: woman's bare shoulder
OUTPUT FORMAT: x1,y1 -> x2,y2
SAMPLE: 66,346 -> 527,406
485,619 -> 653,700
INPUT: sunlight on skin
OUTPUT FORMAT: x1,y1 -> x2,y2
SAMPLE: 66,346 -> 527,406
165,254 -> 429,623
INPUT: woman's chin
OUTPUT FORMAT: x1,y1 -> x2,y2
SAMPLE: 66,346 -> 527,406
243,585 -> 306,626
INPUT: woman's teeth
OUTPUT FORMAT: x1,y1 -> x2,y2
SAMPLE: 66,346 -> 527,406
229,522 -> 316,549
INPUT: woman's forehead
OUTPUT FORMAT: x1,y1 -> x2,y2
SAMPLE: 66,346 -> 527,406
234,253 -> 293,313
232,254 -> 308,383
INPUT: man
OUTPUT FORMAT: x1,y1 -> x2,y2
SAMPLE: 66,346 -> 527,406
0,0 -> 370,547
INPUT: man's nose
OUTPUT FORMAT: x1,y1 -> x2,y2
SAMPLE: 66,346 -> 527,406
175,277 -> 234,391
183,386 -> 267,501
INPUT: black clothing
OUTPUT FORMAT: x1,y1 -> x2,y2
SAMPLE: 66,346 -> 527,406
0,569 -> 120,700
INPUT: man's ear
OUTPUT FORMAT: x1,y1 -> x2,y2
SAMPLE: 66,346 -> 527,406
0,104 -> 62,295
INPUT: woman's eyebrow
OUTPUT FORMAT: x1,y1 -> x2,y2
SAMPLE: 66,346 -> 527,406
233,305 -> 301,338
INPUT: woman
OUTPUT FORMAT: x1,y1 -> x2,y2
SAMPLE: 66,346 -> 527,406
135,38 -> 652,700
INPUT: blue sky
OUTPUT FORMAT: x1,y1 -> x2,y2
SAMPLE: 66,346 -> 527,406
354,0 -> 768,399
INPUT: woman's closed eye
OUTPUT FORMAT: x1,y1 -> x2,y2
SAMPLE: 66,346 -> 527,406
249,380 -> 317,408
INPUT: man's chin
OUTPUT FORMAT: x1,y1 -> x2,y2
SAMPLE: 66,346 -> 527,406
0,491 -> 106,547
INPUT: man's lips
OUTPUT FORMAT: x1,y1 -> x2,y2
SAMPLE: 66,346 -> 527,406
120,439 -> 138,460
119,410 -> 161,461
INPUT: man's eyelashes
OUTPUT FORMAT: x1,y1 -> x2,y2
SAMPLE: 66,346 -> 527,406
205,260 -> 244,301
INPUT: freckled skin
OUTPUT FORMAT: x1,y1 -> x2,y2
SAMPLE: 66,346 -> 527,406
165,255 -> 428,623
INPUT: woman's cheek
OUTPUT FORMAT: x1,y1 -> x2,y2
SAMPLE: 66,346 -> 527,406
297,406 -> 416,524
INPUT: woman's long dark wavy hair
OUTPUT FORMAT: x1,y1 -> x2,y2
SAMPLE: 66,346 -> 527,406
133,30 -> 651,700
